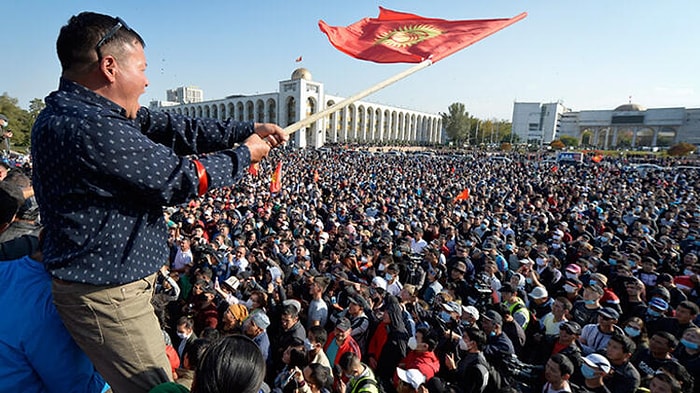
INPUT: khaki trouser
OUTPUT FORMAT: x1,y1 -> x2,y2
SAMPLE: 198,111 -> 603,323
52,273 -> 172,393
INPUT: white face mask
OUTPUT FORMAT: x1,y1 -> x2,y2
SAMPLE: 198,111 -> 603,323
177,332 -> 190,340
536,258 -> 546,266
304,338 -> 315,352
563,284 -> 577,293
408,337 -> 418,350
459,339 -> 469,351
244,299 -> 254,309
565,272 -> 578,280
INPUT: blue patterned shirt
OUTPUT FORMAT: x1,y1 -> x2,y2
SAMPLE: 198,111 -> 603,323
32,78 -> 254,285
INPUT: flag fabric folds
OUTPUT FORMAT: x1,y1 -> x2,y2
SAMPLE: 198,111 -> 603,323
270,162 -> 282,193
319,7 -> 526,64
248,162 -> 259,176
454,188 -> 470,202
295,56 -> 303,62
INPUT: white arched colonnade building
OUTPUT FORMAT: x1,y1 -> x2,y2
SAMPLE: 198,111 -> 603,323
149,68 -> 444,148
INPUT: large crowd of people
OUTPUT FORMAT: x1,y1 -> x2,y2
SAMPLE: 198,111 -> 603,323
3,141 -> 700,393
133,147 -> 700,393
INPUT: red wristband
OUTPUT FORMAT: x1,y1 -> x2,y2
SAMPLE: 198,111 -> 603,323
192,159 -> 208,196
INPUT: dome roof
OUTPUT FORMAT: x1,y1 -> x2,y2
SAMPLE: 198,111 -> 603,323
291,68 -> 312,81
614,103 -> 646,112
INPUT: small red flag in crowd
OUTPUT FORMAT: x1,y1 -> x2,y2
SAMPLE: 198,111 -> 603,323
454,188 -> 470,202
248,163 -> 259,176
551,165 -> 559,172
313,169 -> 319,183
270,162 -> 282,193
319,7 -> 526,64
591,154 -> 603,163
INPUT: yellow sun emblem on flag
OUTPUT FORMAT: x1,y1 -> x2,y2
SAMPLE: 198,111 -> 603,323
375,24 -> 442,48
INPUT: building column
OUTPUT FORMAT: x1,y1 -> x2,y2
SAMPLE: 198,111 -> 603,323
631,127 -> 637,148
652,126 -> 659,146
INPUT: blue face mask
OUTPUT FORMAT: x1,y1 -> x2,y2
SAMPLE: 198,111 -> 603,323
624,326 -> 641,337
584,299 -> 596,305
647,309 -> 662,318
580,364 -> 597,379
681,338 -> 699,351
609,259 -> 617,266
438,311 -> 452,323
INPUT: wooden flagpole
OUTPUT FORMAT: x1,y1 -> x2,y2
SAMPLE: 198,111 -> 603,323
281,58 -> 433,136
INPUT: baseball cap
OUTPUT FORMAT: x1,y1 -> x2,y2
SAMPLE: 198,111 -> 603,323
482,309 -> 503,325
462,305 -> 480,320
649,297 -> 669,311
598,307 -> 620,320
582,353 -> 611,374
372,276 -> 388,291
565,264 -> 581,275
396,368 -> 426,390
336,317 -> 352,331
528,286 -> 548,300
442,301 -> 461,314
560,321 -> 581,335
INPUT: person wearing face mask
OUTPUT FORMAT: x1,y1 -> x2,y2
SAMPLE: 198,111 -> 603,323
443,327 -> 494,393
306,326 -> 332,373
570,284 -> 605,327
385,264 -> 404,297
580,353 -> 612,393
396,328 -> 440,382
645,297 -> 672,337
673,327 -> 700,382
173,317 -> 198,364
534,252 -> 563,293
480,309 -> 515,366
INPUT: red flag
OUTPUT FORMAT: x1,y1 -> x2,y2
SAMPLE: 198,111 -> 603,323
270,162 -> 282,193
591,154 -> 603,163
248,162 -> 259,176
551,165 -> 558,172
313,169 -> 319,183
295,56 -> 303,62
453,188 -> 470,202
319,7 -> 526,64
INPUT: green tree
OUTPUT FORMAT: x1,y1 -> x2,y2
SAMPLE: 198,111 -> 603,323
559,135 -> 580,147
667,142 -> 696,156
0,93 -> 37,149
440,103 -> 471,145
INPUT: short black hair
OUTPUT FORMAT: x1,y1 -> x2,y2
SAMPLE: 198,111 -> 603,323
678,301 -> 700,315
0,182 -> 24,226
463,326 -> 487,350
609,333 -> 636,355
193,335 -> 265,393
549,353 -> 574,376
653,331 -> 679,350
56,12 -> 145,72
308,325 -> 328,346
